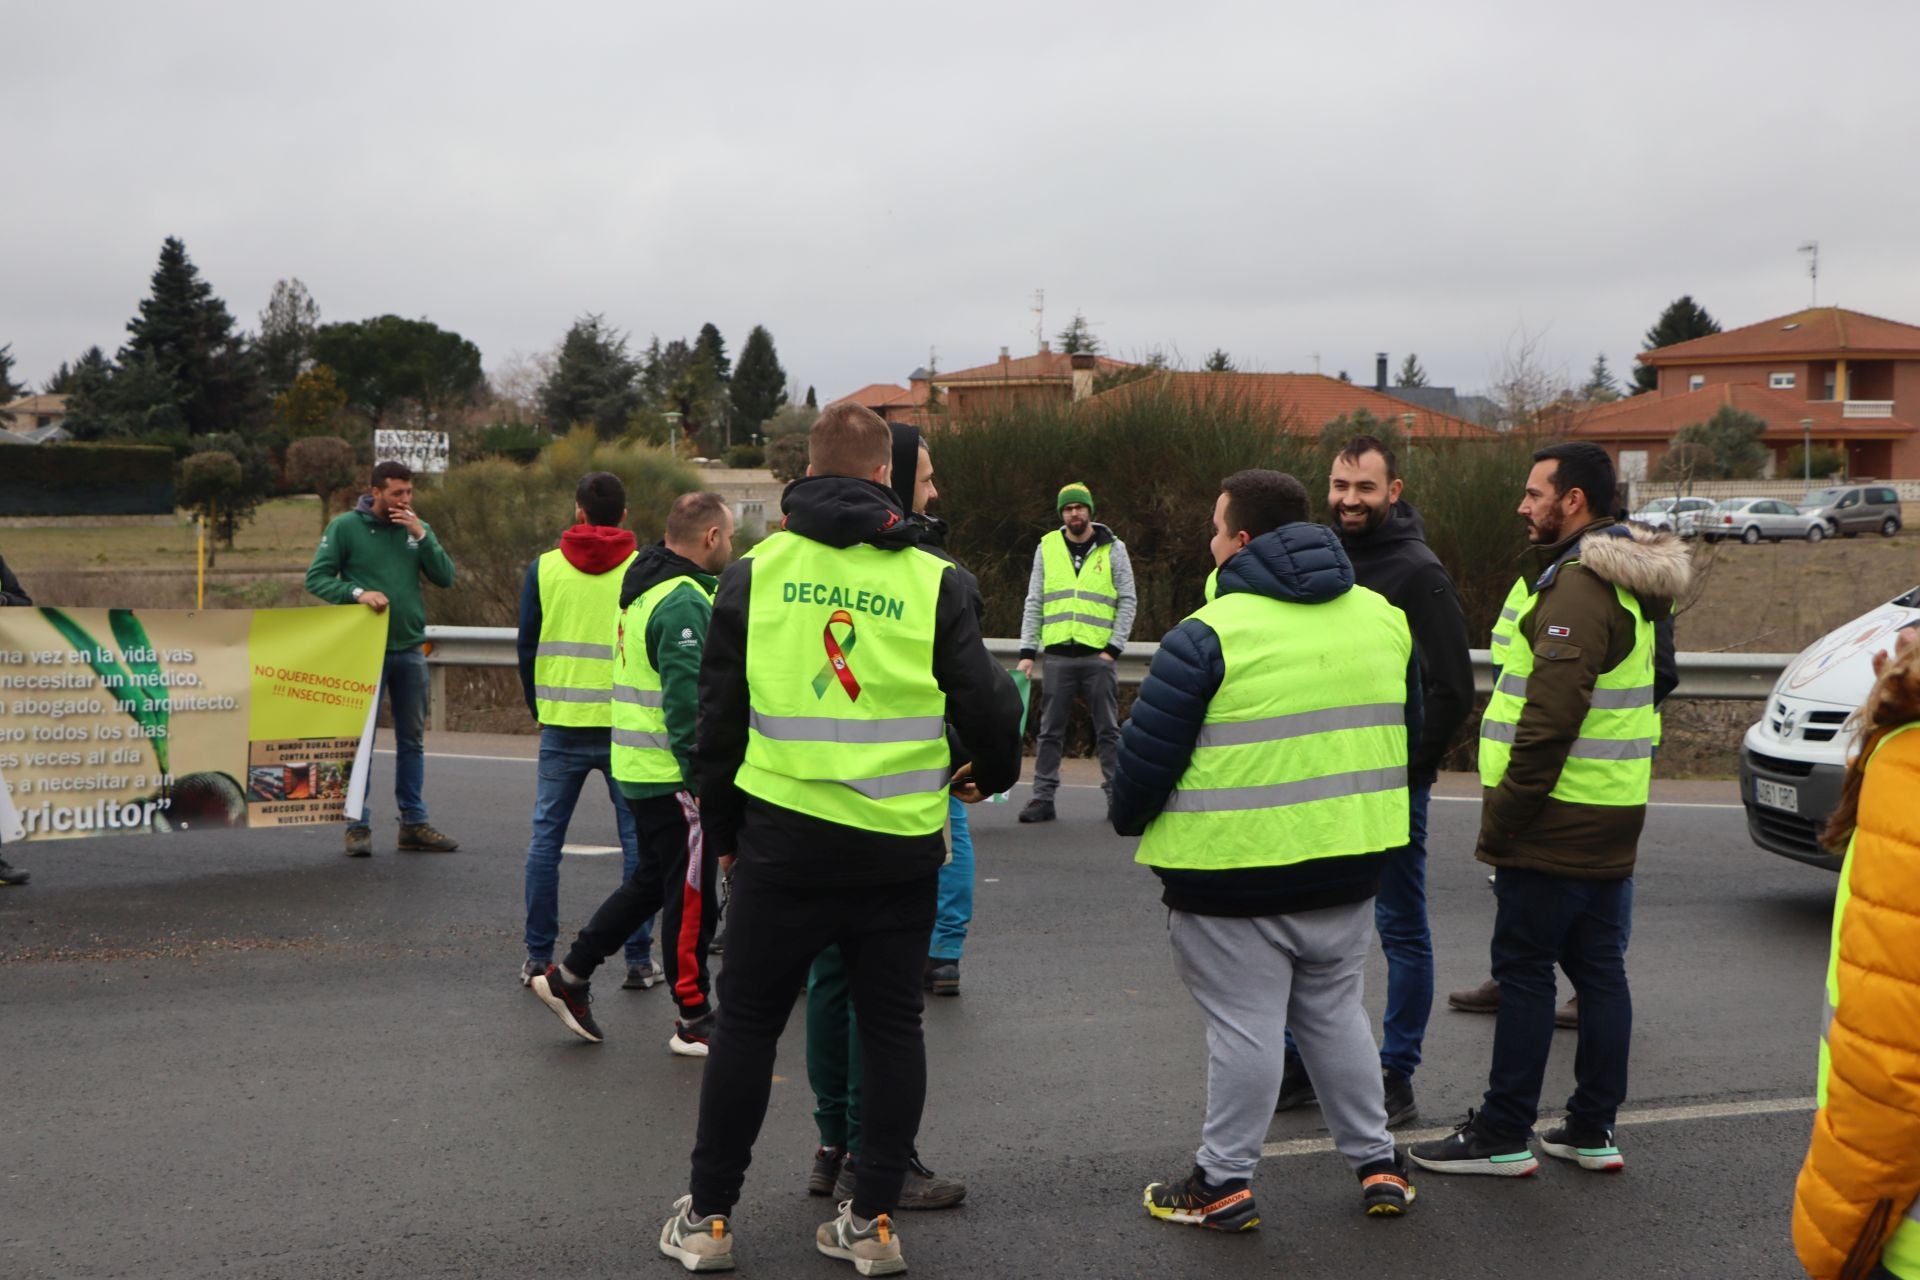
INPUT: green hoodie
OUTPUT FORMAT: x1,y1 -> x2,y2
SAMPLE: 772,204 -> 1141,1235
305,500 -> 457,651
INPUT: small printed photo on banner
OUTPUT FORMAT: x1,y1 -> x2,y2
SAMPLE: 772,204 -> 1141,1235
247,738 -> 361,828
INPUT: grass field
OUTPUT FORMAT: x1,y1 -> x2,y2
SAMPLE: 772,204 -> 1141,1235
2,496 -> 324,572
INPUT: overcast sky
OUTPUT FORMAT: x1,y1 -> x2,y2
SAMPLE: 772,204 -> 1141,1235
7,1 -> 1919,405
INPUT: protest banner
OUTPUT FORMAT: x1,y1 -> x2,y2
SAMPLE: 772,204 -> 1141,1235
0,605 -> 387,845
373,429 -> 450,474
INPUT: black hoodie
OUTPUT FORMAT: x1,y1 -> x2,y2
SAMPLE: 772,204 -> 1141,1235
1335,501 -> 1474,788
695,473 -> 1025,885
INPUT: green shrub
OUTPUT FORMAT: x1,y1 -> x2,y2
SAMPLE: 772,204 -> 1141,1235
412,427 -> 700,625
723,443 -> 766,469
766,434 -> 808,482
0,442 -> 176,516
474,421 -> 552,463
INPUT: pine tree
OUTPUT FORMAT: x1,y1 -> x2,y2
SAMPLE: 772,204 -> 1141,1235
0,343 -> 25,401
1581,352 -> 1621,403
1203,349 -> 1234,373
120,236 -> 265,436
1634,296 -> 1721,393
1395,353 -> 1428,388
730,325 -> 789,432
310,315 -> 484,426
256,278 -> 321,395
689,323 -> 734,443
805,385 -> 817,409
538,314 -> 642,438
1056,312 -> 1101,355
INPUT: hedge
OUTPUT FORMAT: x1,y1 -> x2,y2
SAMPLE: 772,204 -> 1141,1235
0,443 -> 178,516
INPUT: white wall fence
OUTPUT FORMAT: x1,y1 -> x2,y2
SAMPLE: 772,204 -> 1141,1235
1627,477 -> 1920,510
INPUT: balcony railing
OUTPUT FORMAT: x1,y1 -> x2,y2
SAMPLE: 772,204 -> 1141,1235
1842,399 -> 1895,418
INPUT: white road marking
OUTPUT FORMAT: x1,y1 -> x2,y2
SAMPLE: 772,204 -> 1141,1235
1259,1094 -> 1815,1159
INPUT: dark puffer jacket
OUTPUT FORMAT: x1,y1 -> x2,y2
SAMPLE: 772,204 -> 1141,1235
1109,522 -> 1423,918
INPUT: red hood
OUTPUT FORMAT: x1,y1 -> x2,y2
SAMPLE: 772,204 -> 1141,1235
559,524 -> 637,574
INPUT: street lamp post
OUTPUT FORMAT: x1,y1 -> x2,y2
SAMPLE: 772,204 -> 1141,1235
664,410 -> 684,453
1801,418 -> 1813,486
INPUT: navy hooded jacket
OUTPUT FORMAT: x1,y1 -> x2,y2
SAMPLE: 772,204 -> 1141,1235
1109,522 -> 1422,917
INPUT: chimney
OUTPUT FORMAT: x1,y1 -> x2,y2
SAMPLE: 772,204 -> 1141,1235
1040,339 -> 1052,355
1070,351 -> 1098,401
998,345 -> 1010,371
1376,353 -> 1389,391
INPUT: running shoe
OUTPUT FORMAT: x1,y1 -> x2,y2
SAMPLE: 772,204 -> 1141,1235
1143,1166 -> 1260,1231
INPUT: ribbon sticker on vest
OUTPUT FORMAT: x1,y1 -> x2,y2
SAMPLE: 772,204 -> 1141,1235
811,610 -> 861,702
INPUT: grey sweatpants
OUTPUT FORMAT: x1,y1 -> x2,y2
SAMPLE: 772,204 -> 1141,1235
1031,653 -> 1120,801
1169,902 -> 1394,1183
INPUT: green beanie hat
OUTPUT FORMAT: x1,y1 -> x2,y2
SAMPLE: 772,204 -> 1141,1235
1056,482 -> 1095,515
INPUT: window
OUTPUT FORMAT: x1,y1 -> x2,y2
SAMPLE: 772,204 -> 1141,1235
1770,372 -> 1797,389
1872,488 -> 1899,504
1688,374 -> 1706,391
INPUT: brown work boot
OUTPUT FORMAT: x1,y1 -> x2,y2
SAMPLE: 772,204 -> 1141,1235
1556,995 -> 1579,1030
1447,978 -> 1500,1014
398,822 -> 460,852
344,825 -> 372,857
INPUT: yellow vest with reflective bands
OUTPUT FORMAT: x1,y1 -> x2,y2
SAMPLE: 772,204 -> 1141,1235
1136,586 -> 1412,869
1489,575 -> 1529,666
534,546 -> 637,727
1038,530 -> 1118,649
1478,564 -> 1655,806
735,532 -> 953,836
611,574 -> 708,785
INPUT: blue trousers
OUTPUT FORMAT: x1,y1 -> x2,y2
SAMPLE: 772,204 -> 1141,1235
358,646 -> 431,826
929,796 -> 973,962
521,726 -> 649,966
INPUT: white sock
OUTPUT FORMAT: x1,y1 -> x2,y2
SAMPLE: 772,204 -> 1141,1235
559,964 -> 585,985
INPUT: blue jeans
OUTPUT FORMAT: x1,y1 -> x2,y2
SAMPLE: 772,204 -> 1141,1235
1375,784 -> 1434,1077
358,646 -> 430,826
930,796 -> 974,962
521,726 -> 649,966
1479,866 -> 1632,1139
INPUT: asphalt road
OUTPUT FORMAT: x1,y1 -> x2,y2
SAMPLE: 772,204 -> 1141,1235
2,740 -> 1835,1279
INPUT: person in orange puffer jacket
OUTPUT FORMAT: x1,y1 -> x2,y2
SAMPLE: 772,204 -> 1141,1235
1793,622 -> 1920,1280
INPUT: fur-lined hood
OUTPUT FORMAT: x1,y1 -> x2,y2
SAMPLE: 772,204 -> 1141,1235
1577,523 -> 1692,606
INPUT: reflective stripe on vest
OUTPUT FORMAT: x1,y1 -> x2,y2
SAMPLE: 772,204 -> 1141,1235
609,574 -> 709,785
1037,530 -> 1117,649
1477,567 -> 1656,807
1817,725 -> 1920,1278
1136,585 -> 1412,870
1488,576 -> 1529,660
734,532 -> 953,836
534,547 -> 637,727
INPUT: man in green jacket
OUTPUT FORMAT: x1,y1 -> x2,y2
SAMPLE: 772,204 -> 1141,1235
304,460 -> 459,856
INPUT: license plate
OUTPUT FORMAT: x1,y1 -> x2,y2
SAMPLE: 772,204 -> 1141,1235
1755,779 -> 1799,814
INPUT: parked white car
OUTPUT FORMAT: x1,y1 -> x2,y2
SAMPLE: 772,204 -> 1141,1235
1630,496 -> 1716,534
1698,497 -> 1827,544
1741,586 -> 1920,866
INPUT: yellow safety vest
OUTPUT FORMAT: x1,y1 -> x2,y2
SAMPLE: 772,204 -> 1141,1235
610,574 -> 709,785
1136,586 -> 1412,869
1478,564 -> 1656,807
1037,530 -> 1118,649
533,547 -> 637,728
734,532 -> 954,836
1489,575 -> 1529,668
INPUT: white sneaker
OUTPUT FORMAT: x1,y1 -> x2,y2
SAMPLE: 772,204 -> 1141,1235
816,1201 -> 905,1275
659,1194 -> 735,1272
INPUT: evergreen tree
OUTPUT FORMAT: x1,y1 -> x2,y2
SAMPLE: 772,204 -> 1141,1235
65,351 -> 187,441
310,315 -> 484,425
0,343 -> 25,401
1395,353 -> 1428,388
1203,349 -> 1234,373
805,385 -> 817,409
1669,405 -> 1767,478
730,325 -> 789,432
44,361 -> 75,394
1581,352 -> 1621,403
121,236 -> 265,436
688,323 -> 733,442
538,314 -> 642,438
1634,295 -> 1721,393
694,322 -> 730,386
256,278 -> 321,395
273,364 -> 350,438
1056,312 -> 1101,355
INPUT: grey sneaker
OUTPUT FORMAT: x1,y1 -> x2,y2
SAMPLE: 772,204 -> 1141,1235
344,825 -> 372,857
832,1155 -> 966,1211
658,1194 -> 735,1272
816,1201 -> 905,1276
397,822 -> 458,852
625,959 -> 662,990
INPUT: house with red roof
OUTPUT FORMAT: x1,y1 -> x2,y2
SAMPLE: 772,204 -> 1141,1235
1088,370 -> 1491,440
931,344 -> 1133,416
1573,306 -> 1920,479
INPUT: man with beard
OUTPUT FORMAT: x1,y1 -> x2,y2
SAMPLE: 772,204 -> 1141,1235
1273,436 -> 1472,1129
1017,484 -> 1138,822
1410,443 -> 1689,1179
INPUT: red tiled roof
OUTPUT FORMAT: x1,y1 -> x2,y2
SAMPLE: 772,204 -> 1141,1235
932,350 -> 1132,384
1571,383 -> 1915,439
833,383 -> 921,410
1089,372 -> 1492,440
1641,307 -> 1920,365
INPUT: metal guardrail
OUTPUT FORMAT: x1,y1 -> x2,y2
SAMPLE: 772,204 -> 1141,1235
422,625 -> 1792,727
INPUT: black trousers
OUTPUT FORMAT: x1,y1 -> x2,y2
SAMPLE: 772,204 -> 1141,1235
689,864 -> 938,1222
561,791 -> 716,1020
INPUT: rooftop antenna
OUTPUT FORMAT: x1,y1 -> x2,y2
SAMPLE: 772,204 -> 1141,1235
1310,351 -> 1322,374
1030,288 -> 1046,352
1798,241 -> 1819,307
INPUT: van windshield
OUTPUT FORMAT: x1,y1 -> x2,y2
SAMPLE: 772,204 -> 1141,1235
1804,488 -> 1846,506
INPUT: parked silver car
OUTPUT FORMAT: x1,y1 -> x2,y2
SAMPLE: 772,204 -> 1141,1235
1699,497 -> 1827,544
1799,484 -> 1904,538
1630,495 -> 1716,534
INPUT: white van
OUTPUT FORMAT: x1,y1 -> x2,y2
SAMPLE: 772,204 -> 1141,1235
1740,585 -> 1920,866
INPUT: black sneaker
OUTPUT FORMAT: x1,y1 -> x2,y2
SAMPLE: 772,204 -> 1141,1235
898,1155 -> 967,1210
1360,1160 -> 1417,1216
0,858 -> 29,886
1017,798 -> 1055,824
926,958 -> 960,997
1274,1049 -> 1316,1112
670,1008 -> 717,1057
1539,1121 -> 1625,1172
809,1145 -> 847,1197
1143,1166 -> 1260,1232
530,965 -> 604,1043
1383,1067 -> 1418,1129
624,959 -> 662,990
1407,1111 -> 1538,1177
